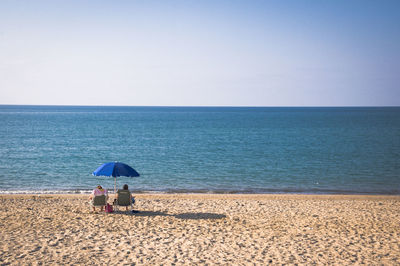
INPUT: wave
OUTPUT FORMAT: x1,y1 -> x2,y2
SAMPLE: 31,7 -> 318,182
1,187 -> 399,195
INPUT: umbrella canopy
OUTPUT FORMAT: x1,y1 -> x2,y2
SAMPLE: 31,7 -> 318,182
92,162 -> 140,193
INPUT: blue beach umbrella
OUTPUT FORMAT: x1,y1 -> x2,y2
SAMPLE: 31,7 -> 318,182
92,162 -> 140,193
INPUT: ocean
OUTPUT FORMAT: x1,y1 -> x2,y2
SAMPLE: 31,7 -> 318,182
0,105 -> 399,194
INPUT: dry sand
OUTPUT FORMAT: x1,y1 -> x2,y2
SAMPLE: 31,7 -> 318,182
0,193 -> 399,265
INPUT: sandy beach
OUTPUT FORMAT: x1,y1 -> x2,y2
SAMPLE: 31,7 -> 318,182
1,194 -> 399,265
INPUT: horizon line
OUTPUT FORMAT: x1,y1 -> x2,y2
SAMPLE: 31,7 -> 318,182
0,104 -> 399,108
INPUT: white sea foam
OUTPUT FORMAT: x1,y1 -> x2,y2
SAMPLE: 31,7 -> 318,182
0,190 -> 93,194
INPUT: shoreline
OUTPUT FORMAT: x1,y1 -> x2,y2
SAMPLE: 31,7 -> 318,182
1,190 -> 400,196
1,192 -> 400,201
1,192 -> 400,199
1,193 -> 399,264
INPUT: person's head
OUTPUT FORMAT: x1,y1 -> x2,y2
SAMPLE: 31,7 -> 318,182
97,185 -> 102,189
123,184 -> 128,190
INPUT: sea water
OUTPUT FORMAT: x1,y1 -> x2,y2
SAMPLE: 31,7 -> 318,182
0,105 -> 399,194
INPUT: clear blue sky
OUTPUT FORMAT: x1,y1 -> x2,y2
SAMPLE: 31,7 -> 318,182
0,0 -> 399,106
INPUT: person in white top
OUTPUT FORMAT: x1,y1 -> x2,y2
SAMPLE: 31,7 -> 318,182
89,185 -> 108,211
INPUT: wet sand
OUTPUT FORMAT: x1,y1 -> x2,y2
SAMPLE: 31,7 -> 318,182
1,194 -> 399,265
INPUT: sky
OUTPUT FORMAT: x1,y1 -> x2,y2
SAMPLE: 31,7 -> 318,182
0,0 -> 399,106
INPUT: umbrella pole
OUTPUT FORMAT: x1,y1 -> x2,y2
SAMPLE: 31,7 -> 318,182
114,177 -> 117,194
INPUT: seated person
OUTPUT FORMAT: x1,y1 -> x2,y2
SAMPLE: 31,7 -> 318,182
89,185 -> 108,212
115,184 -> 135,211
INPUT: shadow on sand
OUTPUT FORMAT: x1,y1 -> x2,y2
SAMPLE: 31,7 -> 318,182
174,212 -> 226,220
111,210 -> 226,220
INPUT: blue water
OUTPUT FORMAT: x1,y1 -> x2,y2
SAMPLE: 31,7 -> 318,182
0,105 -> 399,194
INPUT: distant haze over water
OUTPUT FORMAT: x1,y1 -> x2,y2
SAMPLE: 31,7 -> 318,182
0,105 -> 399,194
